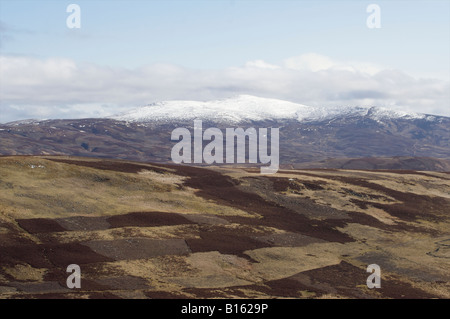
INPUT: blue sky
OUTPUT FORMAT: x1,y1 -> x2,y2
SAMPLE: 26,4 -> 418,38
0,0 -> 449,121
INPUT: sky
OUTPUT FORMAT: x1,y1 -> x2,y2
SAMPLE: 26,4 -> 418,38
0,0 -> 449,122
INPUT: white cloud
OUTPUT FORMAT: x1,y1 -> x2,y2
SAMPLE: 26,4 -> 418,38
284,53 -> 336,72
245,60 -> 280,70
284,53 -> 382,75
0,54 -> 449,122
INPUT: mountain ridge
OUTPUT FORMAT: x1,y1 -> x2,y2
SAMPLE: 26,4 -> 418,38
1,96 -> 449,169
109,95 -> 434,124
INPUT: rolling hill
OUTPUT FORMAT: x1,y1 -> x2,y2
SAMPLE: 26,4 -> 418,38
0,156 -> 449,298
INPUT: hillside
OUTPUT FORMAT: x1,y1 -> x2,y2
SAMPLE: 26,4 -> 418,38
0,156 -> 449,299
1,96 -> 449,166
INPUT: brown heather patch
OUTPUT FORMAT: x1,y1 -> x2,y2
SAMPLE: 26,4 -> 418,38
167,165 -> 353,244
185,225 -> 272,259
47,158 -> 167,174
17,218 -> 67,234
107,211 -> 194,228
299,174 -> 449,223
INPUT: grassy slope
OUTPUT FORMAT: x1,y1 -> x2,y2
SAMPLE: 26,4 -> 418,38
0,156 -> 449,299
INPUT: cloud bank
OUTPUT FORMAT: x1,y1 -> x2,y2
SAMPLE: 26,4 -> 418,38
1,53 -> 449,122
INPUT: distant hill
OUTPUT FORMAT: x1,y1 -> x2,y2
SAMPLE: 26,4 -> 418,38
1,96 -> 449,170
282,157 -> 450,171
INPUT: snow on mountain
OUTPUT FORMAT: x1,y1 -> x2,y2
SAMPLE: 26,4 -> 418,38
5,119 -> 43,126
111,95 -> 428,123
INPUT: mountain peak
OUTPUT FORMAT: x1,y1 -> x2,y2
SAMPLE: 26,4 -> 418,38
111,95 -> 305,123
110,95 -> 428,123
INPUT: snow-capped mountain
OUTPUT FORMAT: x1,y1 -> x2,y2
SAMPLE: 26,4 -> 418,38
0,95 -> 449,169
111,95 -> 430,123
